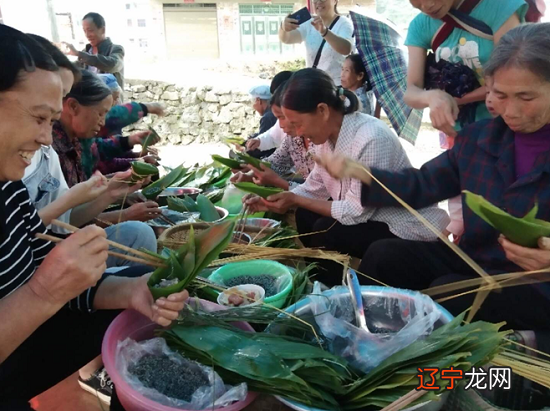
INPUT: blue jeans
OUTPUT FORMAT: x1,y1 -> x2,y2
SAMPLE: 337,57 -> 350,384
104,222 -> 157,268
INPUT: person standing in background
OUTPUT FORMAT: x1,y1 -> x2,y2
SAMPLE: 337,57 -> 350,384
279,0 -> 353,86
63,12 -> 125,89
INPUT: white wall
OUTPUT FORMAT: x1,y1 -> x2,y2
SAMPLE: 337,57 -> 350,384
0,0 -> 51,37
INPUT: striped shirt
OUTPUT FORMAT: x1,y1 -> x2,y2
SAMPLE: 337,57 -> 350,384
0,181 -> 101,311
292,112 -> 450,241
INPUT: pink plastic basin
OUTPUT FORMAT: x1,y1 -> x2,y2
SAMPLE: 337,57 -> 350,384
102,299 -> 258,411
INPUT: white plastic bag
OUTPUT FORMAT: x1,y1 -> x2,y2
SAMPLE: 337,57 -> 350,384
116,337 -> 247,409
309,283 -> 441,373
220,184 -> 246,214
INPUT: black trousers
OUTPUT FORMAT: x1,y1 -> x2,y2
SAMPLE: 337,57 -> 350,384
295,208 -> 397,287
360,239 -> 550,342
0,265 -> 151,409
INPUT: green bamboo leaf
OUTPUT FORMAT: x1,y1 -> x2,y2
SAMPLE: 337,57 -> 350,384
234,182 -> 284,198
464,190 -> 550,247
211,154 -> 242,169
236,152 -> 271,169
142,164 -> 185,199
196,193 -> 220,222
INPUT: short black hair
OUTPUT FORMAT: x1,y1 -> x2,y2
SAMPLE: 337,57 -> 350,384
0,24 -> 59,92
27,34 -> 82,83
270,80 -> 287,107
270,71 -> 293,94
83,12 -> 106,29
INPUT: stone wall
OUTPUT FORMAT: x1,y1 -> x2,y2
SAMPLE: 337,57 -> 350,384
124,79 -> 260,145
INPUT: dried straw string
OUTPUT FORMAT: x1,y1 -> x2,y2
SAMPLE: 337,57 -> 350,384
337,162 -> 497,323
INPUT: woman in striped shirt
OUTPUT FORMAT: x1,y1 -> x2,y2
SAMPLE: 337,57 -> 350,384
0,25 -> 187,409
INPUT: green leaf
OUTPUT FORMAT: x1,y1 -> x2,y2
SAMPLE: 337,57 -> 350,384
234,182 -> 284,199
463,190 -> 550,247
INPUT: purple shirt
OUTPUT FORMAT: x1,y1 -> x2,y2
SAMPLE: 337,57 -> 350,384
515,123 -> 550,179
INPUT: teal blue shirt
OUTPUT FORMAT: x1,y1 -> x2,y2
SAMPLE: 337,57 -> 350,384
405,0 -> 527,128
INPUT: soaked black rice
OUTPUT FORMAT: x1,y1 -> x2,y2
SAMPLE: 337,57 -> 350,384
129,354 -> 209,402
225,274 -> 278,297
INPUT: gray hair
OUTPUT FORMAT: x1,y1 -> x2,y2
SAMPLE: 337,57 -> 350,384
485,23 -> 550,83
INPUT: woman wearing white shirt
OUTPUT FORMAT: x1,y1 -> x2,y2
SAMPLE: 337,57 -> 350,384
279,0 -> 354,86
245,69 -> 449,285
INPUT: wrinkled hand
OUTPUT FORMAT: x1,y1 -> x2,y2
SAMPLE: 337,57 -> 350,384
129,131 -> 158,147
283,15 -> 300,32
28,226 -> 108,306
243,193 -> 269,213
61,42 -> 78,56
125,191 -> 146,205
231,171 -> 254,183
246,138 -> 261,151
106,170 -> 144,200
129,275 -> 188,327
248,165 -> 286,189
311,16 -> 326,34
67,173 -> 109,206
144,102 -> 165,117
123,201 -> 162,222
140,155 -> 160,166
428,90 -> 459,137
314,153 -> 370,183
146,146 -> 159,156
263,191 -> 297,214
500,235 -> 550,272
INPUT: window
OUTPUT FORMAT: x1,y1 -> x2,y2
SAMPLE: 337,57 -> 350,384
137,19 -> 146,27
126,3 -> 131,9
127,19 -> 132,27
139,38 -> 148,48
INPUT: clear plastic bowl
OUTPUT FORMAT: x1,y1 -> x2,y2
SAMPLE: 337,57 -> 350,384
102,299 -> 258,411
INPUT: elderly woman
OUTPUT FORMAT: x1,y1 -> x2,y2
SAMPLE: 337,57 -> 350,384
245,69 -> 449,286
315,24 -> 550,351
405,0 -> 527,238
0,25 -> 186,409
51,70 -> 162,225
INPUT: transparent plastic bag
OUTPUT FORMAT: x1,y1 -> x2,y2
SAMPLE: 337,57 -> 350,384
221,184 -> 246,214
309,282 -> 441,373
116,337 -> 247,409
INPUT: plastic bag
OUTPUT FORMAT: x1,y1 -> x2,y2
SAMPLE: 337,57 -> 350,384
220,184 -> 246,214
309,283 -> 441,373
117,337 -> 247,409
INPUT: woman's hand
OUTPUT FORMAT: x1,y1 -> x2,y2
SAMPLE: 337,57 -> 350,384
314,153 -> 372,184
242,194 -> 269,213
105,170 -> 145,201
311,15 -> 326,34
263,192 -> 298,214
140,155 -> 160,166
28,226 -> 108,306
129,275 -> 188,327
231,171 -> 254,183
246,138 -> 261,151
282,15 -> 300,32
67,173 -> 109,206
500,235 -> 550,272
144,102 -> 165,117
248,165 -> 288,189
122,201 -> 162,222
129,130 -> 160,147
428,90 -> 459,137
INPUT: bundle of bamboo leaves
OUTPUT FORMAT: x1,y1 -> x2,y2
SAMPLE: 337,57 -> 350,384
160,309 -> 509,410
147,220 -> 235,299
